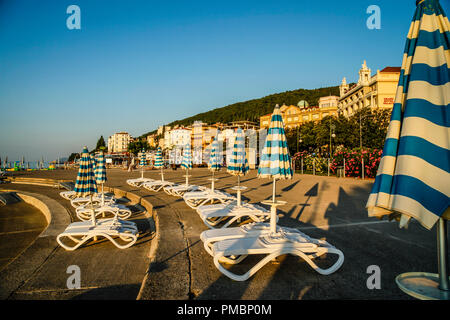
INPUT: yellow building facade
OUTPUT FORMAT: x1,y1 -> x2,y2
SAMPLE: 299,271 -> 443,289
260,96 -> 339,129
338,61 -> 400,117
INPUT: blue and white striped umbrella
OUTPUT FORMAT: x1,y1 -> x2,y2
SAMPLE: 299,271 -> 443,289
258,104 -> 293,181
366,0 -> 449,231
154,146 -> 164,180
95,151 -> 107,184
208,136 -> 222,172
227,128 -> 249,180
181,143 -> 193,170
154,147 -> 163,168
74,146 -> 98,197
140,150 -> 146,167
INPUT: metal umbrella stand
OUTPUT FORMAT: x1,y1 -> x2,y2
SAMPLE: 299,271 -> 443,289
366,0 -> 449,300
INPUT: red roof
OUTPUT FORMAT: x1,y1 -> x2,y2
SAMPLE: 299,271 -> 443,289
380,66 -> 401,73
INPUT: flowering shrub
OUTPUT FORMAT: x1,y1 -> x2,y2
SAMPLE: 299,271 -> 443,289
293,147 -> 382,178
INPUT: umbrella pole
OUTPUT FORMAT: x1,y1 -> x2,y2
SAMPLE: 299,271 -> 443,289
161,167 -> 164,181
90,194 -> 96,228
272,177 -> 276,203
101,183 -> 104,206
211,171 -> 215,191
437,218 -> 449,291
270,177 -> 277,233
186,168 -> 189,186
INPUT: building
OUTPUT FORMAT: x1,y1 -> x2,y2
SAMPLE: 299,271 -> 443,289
146,134 -> 158,148
259,97 -> 339,129
107,131 -> 132,153
338,61 -> 400,117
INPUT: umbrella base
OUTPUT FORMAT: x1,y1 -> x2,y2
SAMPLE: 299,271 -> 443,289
396,272 -> 450,300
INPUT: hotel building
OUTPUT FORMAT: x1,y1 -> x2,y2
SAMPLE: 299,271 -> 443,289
259,96 -> 339,129
107,131 -> 132,153
338,61 -> 400,117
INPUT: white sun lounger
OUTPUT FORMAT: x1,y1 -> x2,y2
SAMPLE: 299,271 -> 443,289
196,201 -> 271,229
126,177 -> 155,187
210,227 -> 344,281
70,195 -> 116,208
56,219 -> 139,251
163,184 -> 207,197
183,189 -> 235,209
201,222 -> 281,262
64,218 -> 137,231
142,180 -> 175,192
60,191 -> 111,201
75,203 -> 133,221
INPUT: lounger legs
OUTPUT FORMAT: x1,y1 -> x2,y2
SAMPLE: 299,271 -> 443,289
57,230 -> 138,251
213,247 -> 344,281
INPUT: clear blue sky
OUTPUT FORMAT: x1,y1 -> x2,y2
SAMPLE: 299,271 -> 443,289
1,0 -> 448,162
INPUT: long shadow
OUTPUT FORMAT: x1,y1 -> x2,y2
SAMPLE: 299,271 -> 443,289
281,180 -> 301,192
148,240 -> 201,273
71,284 -> 141,300
290,183 -> 318,221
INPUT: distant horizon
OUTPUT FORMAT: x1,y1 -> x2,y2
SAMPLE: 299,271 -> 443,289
1,0 -> 448,161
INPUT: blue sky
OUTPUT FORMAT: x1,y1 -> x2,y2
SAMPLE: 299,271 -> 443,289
1,0 -> 448,161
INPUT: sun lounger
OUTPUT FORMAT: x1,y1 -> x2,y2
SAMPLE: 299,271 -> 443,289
60,190 -> 86,200
126,177 -> 155,187
70,195 -> 115,208
163,184 -> 207,197
142,180 -> 175,192
209,227 -> 344,281
75,203 -> 133,220
64,218 -> 137,230
201,222 -> 280,262
183,189 -> 235,209
196,201 -> 271,229
56,219 -> 139,251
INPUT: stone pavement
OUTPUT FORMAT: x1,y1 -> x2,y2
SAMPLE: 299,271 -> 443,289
1,167 -> 447,299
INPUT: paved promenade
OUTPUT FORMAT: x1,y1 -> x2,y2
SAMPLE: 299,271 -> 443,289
1,167 -> 446,299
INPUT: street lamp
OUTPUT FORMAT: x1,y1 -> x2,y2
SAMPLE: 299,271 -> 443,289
329,121 -> 336,156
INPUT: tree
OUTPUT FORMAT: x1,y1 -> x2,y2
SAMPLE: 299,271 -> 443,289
68,153 -> 80,163
95,136 -> 106,152
128,140 -> 150,156
286,108 -> 391,156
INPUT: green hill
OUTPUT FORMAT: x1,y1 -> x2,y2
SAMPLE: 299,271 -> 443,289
141,85 -> 340,137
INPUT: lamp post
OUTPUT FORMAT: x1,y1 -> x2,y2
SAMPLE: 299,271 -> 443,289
329,120 -> 336,156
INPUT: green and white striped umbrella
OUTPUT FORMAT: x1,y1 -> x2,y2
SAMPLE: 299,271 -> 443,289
73,146 -> 98,198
